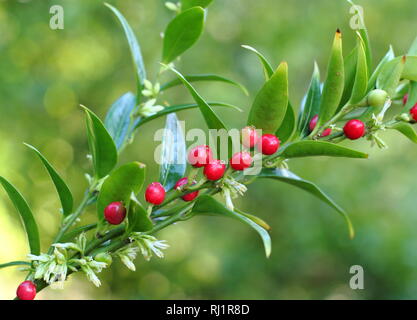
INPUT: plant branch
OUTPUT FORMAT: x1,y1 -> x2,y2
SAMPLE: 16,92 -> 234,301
48,188 -> 95,254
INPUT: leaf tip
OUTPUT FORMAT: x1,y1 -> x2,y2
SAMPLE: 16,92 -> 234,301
103,2 -> 113,10
137,162 -> 146,169
348,223 -> 355,240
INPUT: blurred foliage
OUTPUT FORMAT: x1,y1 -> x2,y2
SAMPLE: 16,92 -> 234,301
1,0 -> 417,299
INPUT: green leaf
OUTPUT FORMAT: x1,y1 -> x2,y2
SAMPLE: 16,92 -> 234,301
127,196 -> 153,233
258,168 -> 354,239
97,162 -> 146,221
402,81 -> 417,113
181,0 -> 213,10
235,209 -> 271,231
162,7 -> 205,63
104,92 -> 137,150
105,3 -> 146,97
377,56 -> 406,97
339,46 -> 358,109
0,177 -> 40,255
241,45 -> 274,80
367,46 -> 395,91
280,141 -> 368,159
24,143 -> 73,216
408,37 -> 417,56
297,62 -> 321,138
159,113 -> 186,191
134,101 -> 242,129
247,62 -> 289,133
275,102 -> 295,144
317,30 -> 344,128
82,106 -> 118,179
390,122 -> 417,144
192,195 -> 271,257
166,67 -> 229,131
160,74 -> 248,95
349,34 -> 368,104
0,261 -> 31,269
166,66 -> 232,157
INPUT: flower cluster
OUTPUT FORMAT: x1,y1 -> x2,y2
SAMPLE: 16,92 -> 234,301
27,234 -> 109,289
116,233 -> 169,271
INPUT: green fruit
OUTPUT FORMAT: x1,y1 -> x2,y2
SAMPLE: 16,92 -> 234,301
94,252 -> 113,266
367,89 -> 388,107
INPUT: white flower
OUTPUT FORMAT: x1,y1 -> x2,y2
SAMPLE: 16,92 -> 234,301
86,257 -> 107,273
28,249 -> 68,287
221,177 -> 248,211
78,257 -> 108,288
28,239 -> 109,290
165,1 -> 180,12
221,188 -> 234,211
28,253 -> 50,263
116,246 -> 139,271
77,233 -> 87,254
143,238 -> 169,259
223,177 -> 248,197
81,265 -> 102,288
138,99 -> 164,117
141,80 -> 161,98
49,263 -> 68,290
52,242 -> 80,253
130,233 -> 169,261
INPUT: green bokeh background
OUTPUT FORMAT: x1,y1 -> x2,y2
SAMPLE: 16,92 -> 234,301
1,0 -> 417,299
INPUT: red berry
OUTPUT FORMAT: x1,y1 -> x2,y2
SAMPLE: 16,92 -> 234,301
145,182 -> 166,205
241,126 -> 259,148
229,151 -> 253,171
16,281 -> 36,300
309,114 -> 332,137
187,145 -> 212,168
403,94 -> 409,106
203,159 -> 226,181
256,134 -> 280,155
343,119 -> 365,140
174,177 -> 199,202
410,104 -> 417,121
104,201 -> 126,225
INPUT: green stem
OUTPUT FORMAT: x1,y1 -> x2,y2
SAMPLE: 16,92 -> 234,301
48,188 -> 95,254
152,202 -> 190,218
321,131 -> 345,142
84,225 -> 126,255
0,261 -> 31,269
60,223 -> 97,243
90,237 -> 130,256
148,208 -> 189,234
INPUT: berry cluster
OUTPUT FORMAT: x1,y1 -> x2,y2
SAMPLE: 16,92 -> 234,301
142,127 -> 281,206
102,127 -> 282,225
